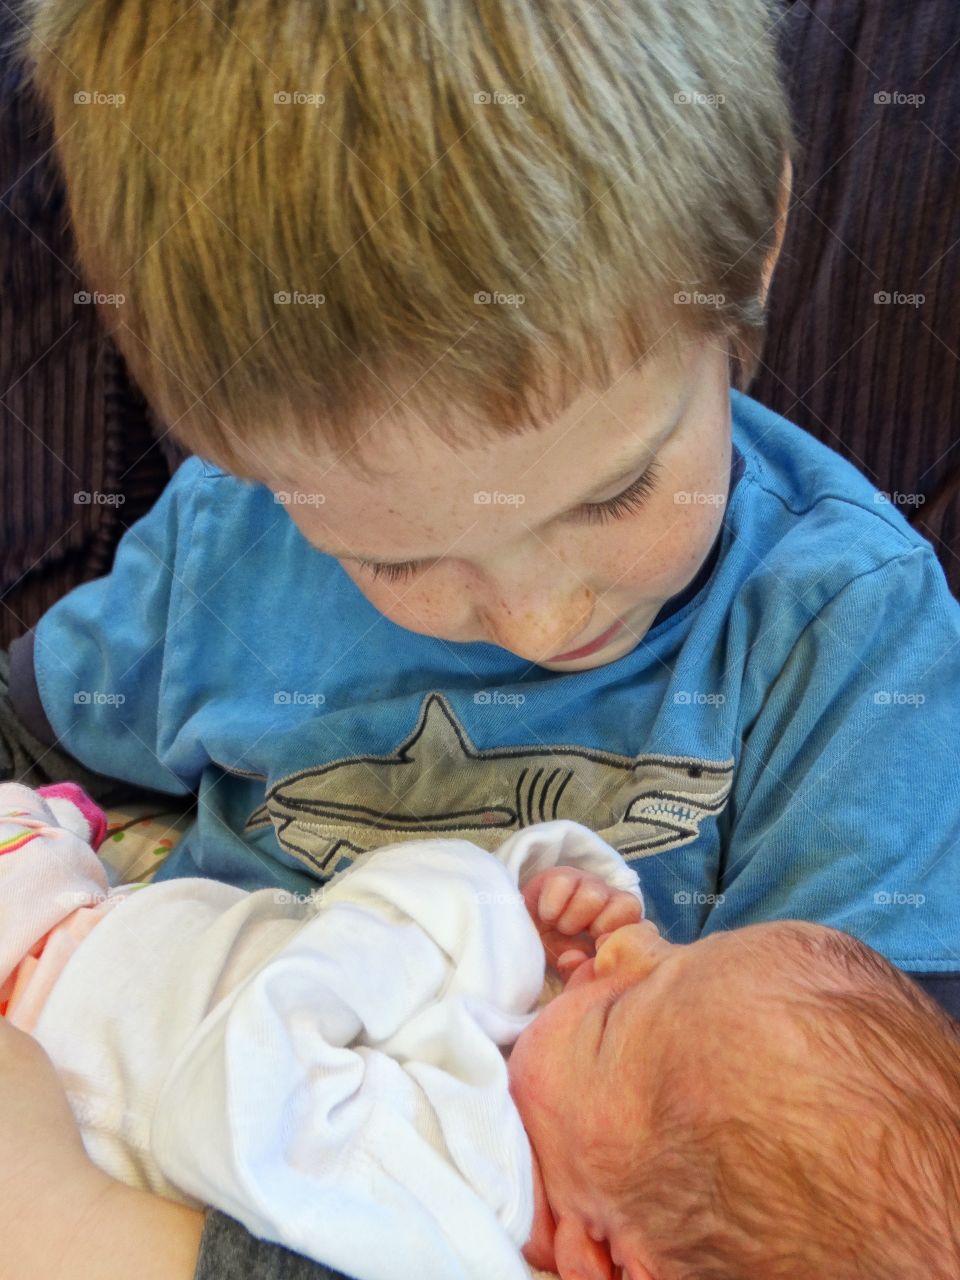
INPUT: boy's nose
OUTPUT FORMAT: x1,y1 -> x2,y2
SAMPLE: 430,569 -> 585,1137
476,591 -> 597,661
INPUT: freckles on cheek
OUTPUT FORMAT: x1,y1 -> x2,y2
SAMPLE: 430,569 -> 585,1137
601,482 -> 725,599
591,508 -> 691,595
392,583 -> 449,627
366,581 -> 455,635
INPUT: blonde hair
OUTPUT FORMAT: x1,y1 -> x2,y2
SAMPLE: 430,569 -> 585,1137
592,926 -> 960,1279
11,0 -> 796,476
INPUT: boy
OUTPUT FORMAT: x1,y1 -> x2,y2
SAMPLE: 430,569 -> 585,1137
2,0 -> 960,1277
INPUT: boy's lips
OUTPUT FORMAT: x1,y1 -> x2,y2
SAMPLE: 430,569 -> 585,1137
548,616 -> 626,661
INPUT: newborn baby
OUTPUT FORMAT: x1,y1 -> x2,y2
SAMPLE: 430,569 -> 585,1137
511,900 -> 960,1279
2,781 -> 959,1280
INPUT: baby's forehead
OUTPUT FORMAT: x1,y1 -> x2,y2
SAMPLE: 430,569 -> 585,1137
717,919 -> 841,965
687,922 -> 853,1015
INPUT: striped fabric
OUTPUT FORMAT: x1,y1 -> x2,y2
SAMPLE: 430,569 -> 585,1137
752,1 -> 960,587
0,0 -> 186,647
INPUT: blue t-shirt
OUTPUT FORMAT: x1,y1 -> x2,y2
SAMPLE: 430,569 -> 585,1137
29,390 -> 960,977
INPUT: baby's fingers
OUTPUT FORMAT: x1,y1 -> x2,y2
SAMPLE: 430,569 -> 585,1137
539,928 -> 593,975
553,875 -> 613,935
590,891 -> 644,937
528,869 -> 579,926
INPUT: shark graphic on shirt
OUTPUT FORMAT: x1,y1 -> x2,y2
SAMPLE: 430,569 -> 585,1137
245,692 -> 734,875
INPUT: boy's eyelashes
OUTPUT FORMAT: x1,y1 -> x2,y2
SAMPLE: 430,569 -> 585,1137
355,459 -> 664,584
356,556 -> 434,584
574,458 -> 663,527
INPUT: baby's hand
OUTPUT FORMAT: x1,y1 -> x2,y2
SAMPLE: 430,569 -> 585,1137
522,866 -> 643,980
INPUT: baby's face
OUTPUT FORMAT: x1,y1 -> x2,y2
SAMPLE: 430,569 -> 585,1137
508,919 -> 816,1273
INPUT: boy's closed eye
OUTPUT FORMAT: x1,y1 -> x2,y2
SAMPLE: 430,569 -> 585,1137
355,460 -> 664,583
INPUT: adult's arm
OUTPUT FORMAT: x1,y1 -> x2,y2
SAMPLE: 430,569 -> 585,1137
0,649 -> 360,1280
0,1004 -> 355,1280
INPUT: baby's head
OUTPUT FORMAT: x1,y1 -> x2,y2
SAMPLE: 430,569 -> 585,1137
509,919 -> 960,1279
14,1 -> 795,668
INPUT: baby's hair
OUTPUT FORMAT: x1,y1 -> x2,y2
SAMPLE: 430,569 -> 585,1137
8,0 -> 795,478
591,923 -> 960,1279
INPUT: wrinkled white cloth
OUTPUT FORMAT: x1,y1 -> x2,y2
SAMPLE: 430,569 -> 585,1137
0,782 -> 641,1280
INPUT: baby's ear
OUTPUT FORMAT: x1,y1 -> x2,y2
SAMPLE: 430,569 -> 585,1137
621,1259 -> 656,1280
554,1216 -> 616,1280
612,1238 -> 658,1280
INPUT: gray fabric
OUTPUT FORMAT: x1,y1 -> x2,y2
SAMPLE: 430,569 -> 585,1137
0,642 -> 176,808
195,1212 -> 353,1280
8,629 -> 54,745
913,974 -> 960,1022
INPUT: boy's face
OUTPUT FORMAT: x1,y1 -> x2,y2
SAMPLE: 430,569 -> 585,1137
269,333 -> 732,669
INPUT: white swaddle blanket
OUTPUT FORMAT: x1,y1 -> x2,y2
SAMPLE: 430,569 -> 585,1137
0,787 -> 641,1280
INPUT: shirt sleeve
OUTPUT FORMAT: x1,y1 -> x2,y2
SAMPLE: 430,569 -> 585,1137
708,544 -> 960,977
24,458 -> 210,796
1,642 -> 174,811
